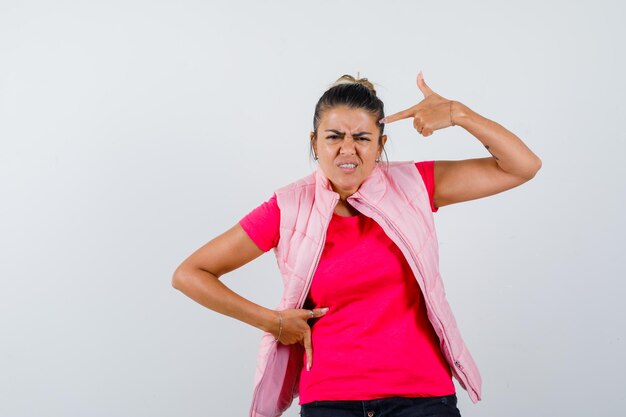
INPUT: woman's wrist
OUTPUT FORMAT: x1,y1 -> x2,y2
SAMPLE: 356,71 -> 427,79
450,100 -> 472,127
258,308 -> 281,336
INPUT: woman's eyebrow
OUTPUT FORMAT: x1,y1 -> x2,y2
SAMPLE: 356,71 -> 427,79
324,129 -> 371,136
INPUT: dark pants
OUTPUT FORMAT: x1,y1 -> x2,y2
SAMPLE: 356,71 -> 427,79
300,394 -> 462,417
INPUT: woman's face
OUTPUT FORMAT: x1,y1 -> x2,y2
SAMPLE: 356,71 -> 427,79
310,106 -> 387,200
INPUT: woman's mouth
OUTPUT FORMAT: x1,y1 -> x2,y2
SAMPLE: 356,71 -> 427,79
338,163 -> 358,172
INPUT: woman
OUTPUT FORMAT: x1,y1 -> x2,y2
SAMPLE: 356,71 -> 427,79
172,72 -> 542,417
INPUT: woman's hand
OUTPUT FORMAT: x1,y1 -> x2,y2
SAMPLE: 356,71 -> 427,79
271,307 -> 329,371
376,71 -> 542,208
380,71 -> 453,137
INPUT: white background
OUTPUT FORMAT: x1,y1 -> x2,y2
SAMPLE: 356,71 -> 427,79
1,1 -> 624,416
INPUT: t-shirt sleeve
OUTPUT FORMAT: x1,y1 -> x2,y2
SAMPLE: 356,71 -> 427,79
415,160 -> 438,213
238,193 -> 281,252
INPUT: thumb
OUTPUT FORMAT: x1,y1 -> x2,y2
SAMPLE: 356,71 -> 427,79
416,70 -> 434,97
304,329 -> 313,371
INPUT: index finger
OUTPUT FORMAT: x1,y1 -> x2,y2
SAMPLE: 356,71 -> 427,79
306,307 -> 329,320
380,106 -> 416,124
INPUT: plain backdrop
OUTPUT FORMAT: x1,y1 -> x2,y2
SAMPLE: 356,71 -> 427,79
1,1 -> 625,416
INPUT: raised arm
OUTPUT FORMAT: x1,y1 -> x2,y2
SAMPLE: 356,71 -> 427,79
381,72 -> 542,208
433,100 -> 541,208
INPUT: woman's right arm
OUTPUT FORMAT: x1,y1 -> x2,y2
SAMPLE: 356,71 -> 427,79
171,223 -> 327,369
171,223 -> 277,333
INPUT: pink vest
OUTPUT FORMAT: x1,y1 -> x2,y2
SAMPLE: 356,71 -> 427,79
249,161 -> 482,417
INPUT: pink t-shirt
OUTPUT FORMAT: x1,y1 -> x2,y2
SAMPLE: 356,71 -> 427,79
239,161 -> 455,403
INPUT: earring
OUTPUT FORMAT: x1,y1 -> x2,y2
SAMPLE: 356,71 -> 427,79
314,154 -> 319,160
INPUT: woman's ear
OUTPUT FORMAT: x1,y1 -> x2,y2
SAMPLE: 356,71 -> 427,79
380,134 -> 388,149
310,132 -> 319,160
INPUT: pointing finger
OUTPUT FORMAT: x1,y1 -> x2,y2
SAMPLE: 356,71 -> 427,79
307,307 -> 329,320
379,106 -> 416,124
417,70 -> 434,98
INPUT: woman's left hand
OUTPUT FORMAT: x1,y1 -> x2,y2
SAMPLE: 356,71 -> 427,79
380,71 -> 453,137
380,72 -> 542,209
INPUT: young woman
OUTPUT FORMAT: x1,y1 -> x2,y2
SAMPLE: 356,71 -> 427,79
172,72 -> 541,417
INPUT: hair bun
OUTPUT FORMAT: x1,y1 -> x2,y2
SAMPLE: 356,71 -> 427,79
331,74 -> 377,96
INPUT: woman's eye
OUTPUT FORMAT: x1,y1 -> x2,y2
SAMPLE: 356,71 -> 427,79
325,135 -> 369,141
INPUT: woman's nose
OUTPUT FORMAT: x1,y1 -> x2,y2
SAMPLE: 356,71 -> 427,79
340,136 -> 356,154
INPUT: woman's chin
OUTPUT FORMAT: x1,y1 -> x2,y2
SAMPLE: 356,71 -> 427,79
329,180 -> 360,197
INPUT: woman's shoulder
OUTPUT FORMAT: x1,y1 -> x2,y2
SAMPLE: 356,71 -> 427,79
238,193 -> 280,252
384,160 -> 433,180
274,170 -> 317,196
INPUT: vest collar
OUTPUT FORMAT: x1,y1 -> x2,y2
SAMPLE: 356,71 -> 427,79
314,164 -> 387,210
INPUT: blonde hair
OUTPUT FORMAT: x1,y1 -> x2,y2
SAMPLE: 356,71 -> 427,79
330,73 -> 378,96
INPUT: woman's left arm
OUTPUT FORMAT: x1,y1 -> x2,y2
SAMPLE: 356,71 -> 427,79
381,72 -> 542,209
433,100 -> 542,208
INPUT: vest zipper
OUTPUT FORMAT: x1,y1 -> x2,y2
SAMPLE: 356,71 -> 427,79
251,194 -> 340,416
349,197 -> 475,394
295,194 -> 340,309
289,193 -> 339,401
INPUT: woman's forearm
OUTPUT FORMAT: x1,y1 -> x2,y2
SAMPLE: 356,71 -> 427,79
172,267 -> 278,335
451,101 -> 542,179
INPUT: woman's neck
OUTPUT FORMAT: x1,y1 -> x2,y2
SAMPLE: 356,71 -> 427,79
334,199 -> 360,217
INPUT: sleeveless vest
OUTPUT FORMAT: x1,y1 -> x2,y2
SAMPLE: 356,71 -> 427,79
249,161 -> 482,417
